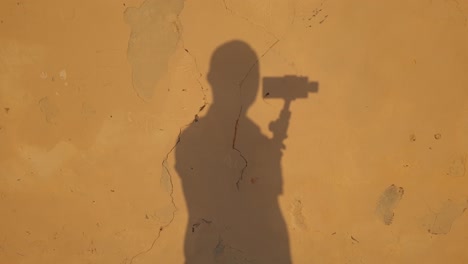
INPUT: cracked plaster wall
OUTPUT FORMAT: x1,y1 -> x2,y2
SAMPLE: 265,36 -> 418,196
1,0 -> 468,263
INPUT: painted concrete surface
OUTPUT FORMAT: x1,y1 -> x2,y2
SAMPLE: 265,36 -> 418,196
1,0 -> 468,263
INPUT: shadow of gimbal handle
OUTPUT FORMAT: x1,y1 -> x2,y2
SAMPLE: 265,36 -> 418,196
262,75 -> 319,149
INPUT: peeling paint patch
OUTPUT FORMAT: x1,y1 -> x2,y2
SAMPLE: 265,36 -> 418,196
124,0 -> 184,101
427,199 -> 468,235
447,155 -> 466,177
191,218 -> 212,233
59,69 -> 67,80
291,198 -> 306,230
40,71 -> 47,79
39,97 -> 59,124
376,184 -> 404,225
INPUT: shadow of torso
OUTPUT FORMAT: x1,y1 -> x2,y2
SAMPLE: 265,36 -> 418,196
175,112 -> 291,264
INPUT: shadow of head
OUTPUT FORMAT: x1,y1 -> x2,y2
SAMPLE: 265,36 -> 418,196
207,40 -> 259,108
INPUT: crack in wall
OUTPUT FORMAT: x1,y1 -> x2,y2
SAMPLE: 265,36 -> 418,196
220,1 -> 283,190
214,236 -> 255,263
128,29 -> 279,263
222,0 -> 279,40
233,105 -> 248,190
127,133 -> 181,264
127,227 -> 162,264
126,33 -> 211,263
182,46 -> 209,121
232,39 -> 280,190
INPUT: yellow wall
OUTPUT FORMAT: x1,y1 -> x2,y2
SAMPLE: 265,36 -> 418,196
1,0 -> 468,263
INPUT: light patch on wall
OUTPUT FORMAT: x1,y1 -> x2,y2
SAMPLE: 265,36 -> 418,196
18,141 -> 77,178
90,118 -> 126,154
124,0 -> 185,101
0,40 -> 44,104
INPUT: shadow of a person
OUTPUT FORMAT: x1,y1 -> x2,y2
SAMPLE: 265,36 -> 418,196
175,40 -> 292,263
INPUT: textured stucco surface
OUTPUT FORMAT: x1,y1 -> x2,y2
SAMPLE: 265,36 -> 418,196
1,0 -> 468,263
